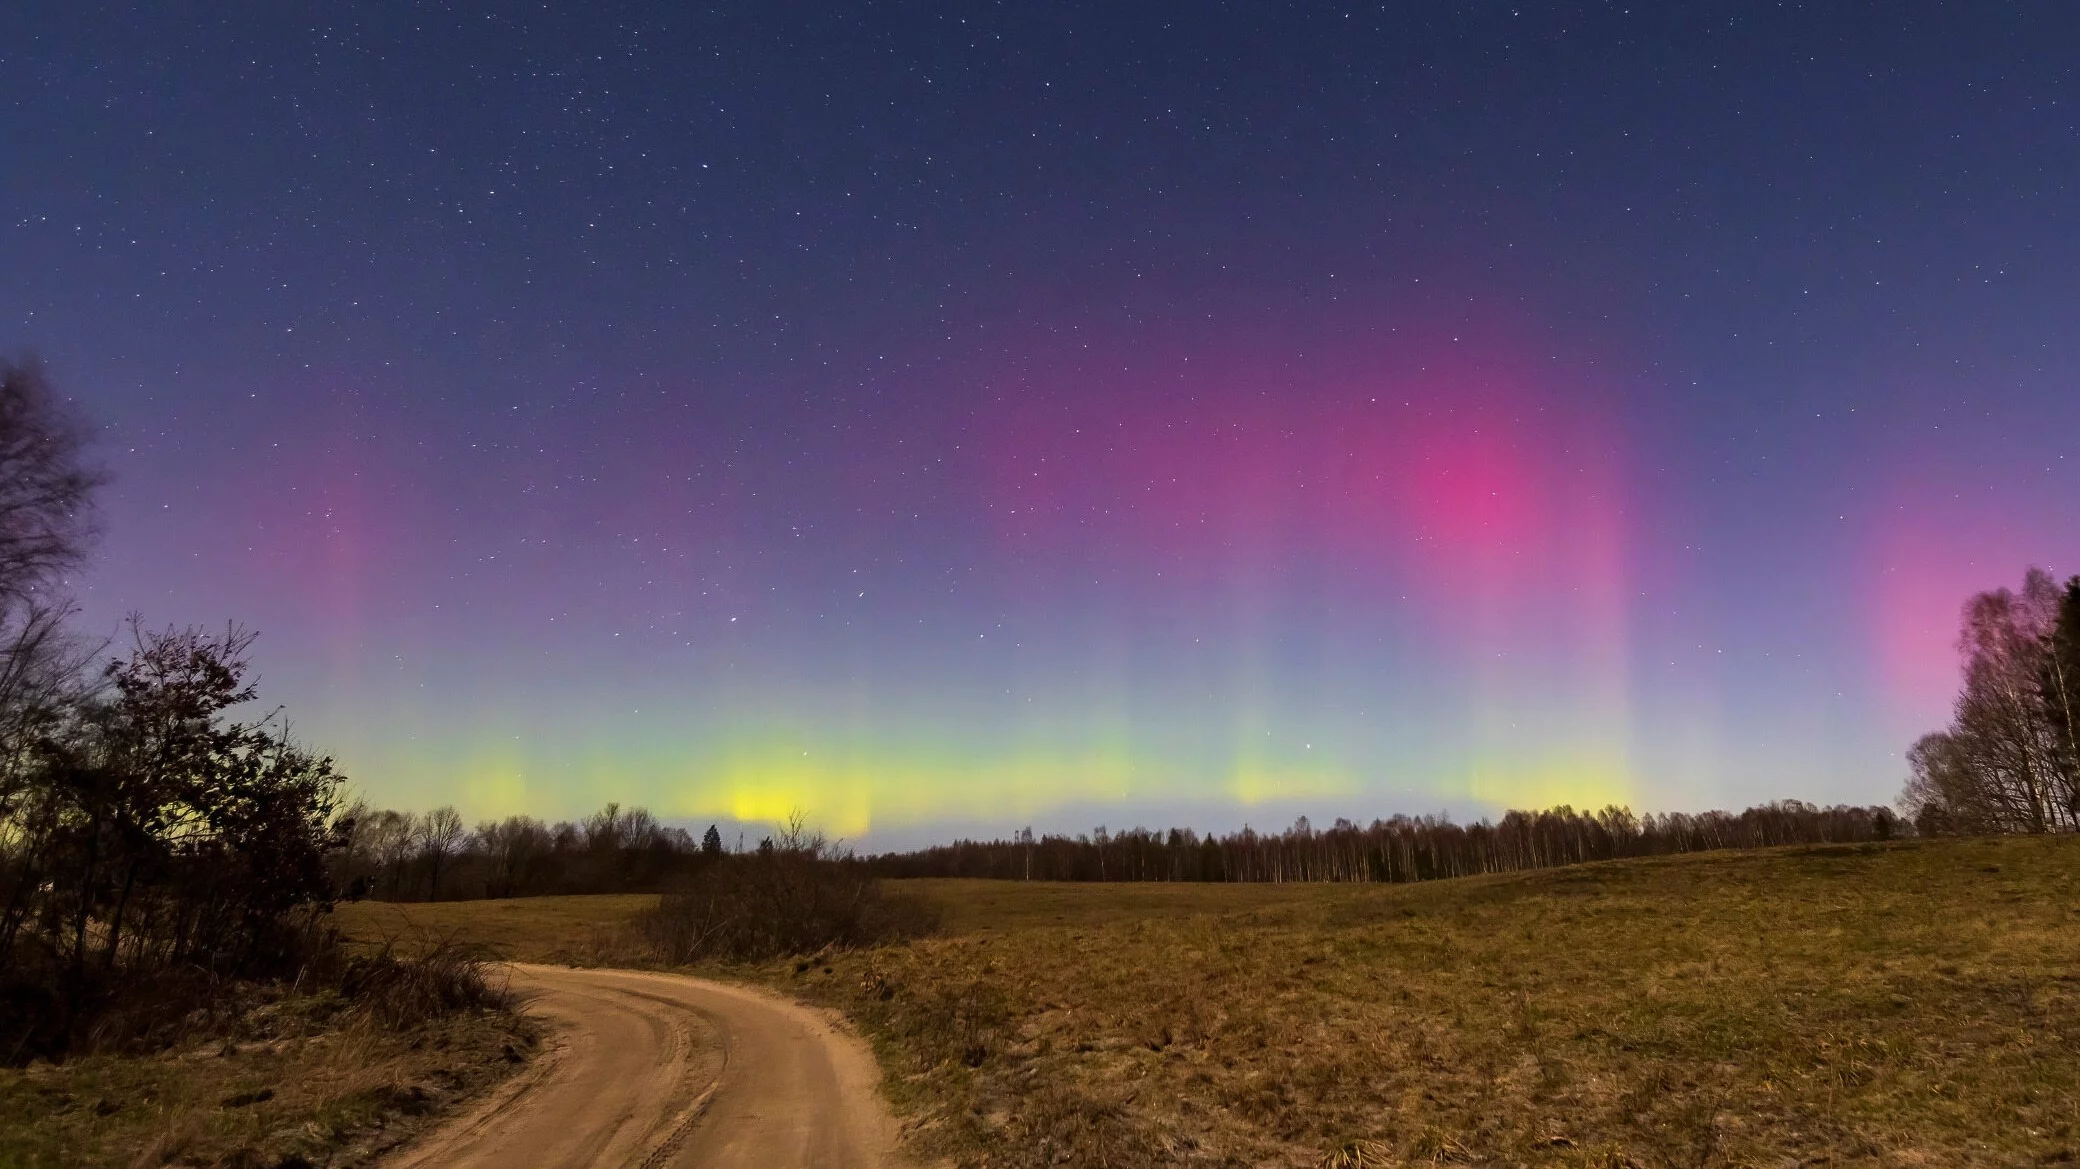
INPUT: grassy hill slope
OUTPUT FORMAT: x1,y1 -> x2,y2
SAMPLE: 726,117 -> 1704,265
341,836 -> 2080,1167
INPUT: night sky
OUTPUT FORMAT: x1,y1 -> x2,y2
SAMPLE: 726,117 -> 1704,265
5,4 -> 2076,843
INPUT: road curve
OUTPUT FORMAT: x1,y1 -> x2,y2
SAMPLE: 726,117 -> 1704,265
386,964 -> 901,1169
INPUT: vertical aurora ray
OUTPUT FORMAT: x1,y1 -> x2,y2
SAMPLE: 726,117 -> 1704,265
80,304 -> 2074,842
901,327 -> 1649,824
21,0 -> 2078,843
196,317 -> 1671,836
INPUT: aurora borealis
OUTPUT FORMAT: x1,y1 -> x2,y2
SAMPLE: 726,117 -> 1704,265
5,4 -> 2076,843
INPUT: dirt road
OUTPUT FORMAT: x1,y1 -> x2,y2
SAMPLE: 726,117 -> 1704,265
387,964 -> 901,1169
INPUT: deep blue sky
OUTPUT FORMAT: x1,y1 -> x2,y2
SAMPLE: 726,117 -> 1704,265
5,3 -> 2076,842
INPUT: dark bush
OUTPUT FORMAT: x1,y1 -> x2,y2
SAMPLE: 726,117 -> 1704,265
0,919 -> 511,1062
0,622 -> 350,1061
0,910 -> 330,1063
335,936 -> 512,1030
637,830 -> 937,963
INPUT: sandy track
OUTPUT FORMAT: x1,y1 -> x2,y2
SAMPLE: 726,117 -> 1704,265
386,964 -> 900,1169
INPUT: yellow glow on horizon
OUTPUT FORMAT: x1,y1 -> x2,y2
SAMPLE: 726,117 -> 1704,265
1466,750 -> 1634,813
360,718 -> 1648,837
459,753 -> 531,819
1227,757 -> 1357,804
656,735 -> 1153,837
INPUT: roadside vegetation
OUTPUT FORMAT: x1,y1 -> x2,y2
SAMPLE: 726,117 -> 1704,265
0,940 -> 531,1169
0,361 -> 530,1167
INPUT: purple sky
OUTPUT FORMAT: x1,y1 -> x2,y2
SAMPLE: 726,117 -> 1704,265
5,3 -> 2076,843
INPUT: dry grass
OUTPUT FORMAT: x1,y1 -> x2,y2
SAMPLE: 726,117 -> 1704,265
327,882 -> 1354,961
335,894 -> 658,966
902,879 -> 1354,936
332,838 -> 2080,1167
0,947 -> 536,1168
803,838 -> 2080,1167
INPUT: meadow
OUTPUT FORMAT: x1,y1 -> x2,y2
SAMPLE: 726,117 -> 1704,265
338,836 -> 2080,1167
0,981 -> 531,1169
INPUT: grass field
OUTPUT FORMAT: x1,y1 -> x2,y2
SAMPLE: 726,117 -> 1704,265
0,988 -> 532,1169
340,892 -> 661,965
330,880 -> 1348,958
339,837 -> 2080,1167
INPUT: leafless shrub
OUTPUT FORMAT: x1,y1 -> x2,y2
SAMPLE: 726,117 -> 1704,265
335,936 -> 512,1030
636,816 -> 937,963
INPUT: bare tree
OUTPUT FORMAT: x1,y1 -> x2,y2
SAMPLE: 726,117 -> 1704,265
583,802 -> 628,853
0,361 -> 102,605
1901,569 -> 2076,834
477,814 -> 551,898
364,809 -> 417,897
0,359 -> 104,1001
419,806 -> 465,899
350,802 -> 709,900
2043,575 -> 2080,818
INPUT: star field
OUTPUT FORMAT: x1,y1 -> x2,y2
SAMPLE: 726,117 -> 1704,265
4,3 -> 2076,841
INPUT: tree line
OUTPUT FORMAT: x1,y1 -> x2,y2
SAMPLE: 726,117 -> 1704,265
867,566 -> 2080,882
330,801 -> 727,901
339,565 -> 2080,902
1901,567 -> 2080,835
331,798 -> 1910,898
862,801 -> 1907,883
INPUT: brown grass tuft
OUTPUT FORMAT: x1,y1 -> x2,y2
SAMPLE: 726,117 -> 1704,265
1318,1138 -> 1396,1168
